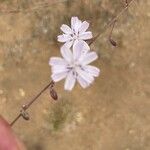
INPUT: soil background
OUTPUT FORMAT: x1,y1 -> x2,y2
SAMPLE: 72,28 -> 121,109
0,0 -> 150,150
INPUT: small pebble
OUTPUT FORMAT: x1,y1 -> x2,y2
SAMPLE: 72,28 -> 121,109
43,28 -> 48,34
129,62 -> 136,68
128,129 -> 135,134
19,88 -> 25,97
75,112 -> 83,123
1,97 -> 7,103
0,90 -> 4,95
43,109 -> 48,115
0,65 -> 4,71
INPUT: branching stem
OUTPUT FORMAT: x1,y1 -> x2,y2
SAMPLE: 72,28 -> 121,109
90,0 -> 136,45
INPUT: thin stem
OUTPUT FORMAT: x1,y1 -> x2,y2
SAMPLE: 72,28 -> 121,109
90,0 -> 136,45
22,82 -> 52,110
109,20 -> 117,39
10,81 -> 53,126
10,114 -> 21,126
108,20 -> 117,46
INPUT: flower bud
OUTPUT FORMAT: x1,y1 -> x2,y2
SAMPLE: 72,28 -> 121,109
109,38 -> 117,47
50,89 -> 58,100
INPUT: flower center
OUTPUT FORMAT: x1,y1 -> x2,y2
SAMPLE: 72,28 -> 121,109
67,61 -> 80,72
71,32 -> 79,40
73,35 -> 78,40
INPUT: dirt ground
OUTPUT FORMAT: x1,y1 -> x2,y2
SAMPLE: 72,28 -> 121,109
0,0 -> 150,150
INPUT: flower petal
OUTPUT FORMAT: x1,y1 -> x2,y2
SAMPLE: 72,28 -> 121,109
73,40 -> 90,61
61,45 -> 73,63
49,57 -> 67,66
80,41 -> 90,53
71,16 -> 82,34
60,24 -> 73,34
64,71 -> 76,91
73,41 -> 82,61
84,65 -> 100,77
76,68 -> 94,84
51,72 -> 67,82
71,17 -> 77,29
64,40 -> 74,48
57,34 -> 72,42
81,51 -> 98,65
77,75 -> 89,88
79,31 -> 93,40
51,65 -> 68,74
79,21 -> 89,33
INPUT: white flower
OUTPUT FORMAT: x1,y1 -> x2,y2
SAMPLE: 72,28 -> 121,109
57,16 -> 93,48
49,41 -> 100,91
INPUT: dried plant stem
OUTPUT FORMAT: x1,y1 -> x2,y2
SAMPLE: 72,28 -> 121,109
109,20 -> 117,39
10,114 -> 22,126
90,0 -> 136,45
10,81 -> 53,126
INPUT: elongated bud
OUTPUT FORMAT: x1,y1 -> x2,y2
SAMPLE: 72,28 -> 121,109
109,38 -> 117,47
20,110 -> 30,120
125,0 -> 128,7
50,88 -> 58,100
108,20 -> 117,47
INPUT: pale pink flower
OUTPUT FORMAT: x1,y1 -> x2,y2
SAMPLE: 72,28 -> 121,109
57,16 -> 93,48
49,41 -> 100,91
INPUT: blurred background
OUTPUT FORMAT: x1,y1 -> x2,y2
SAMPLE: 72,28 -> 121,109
0,0 -> 150,149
